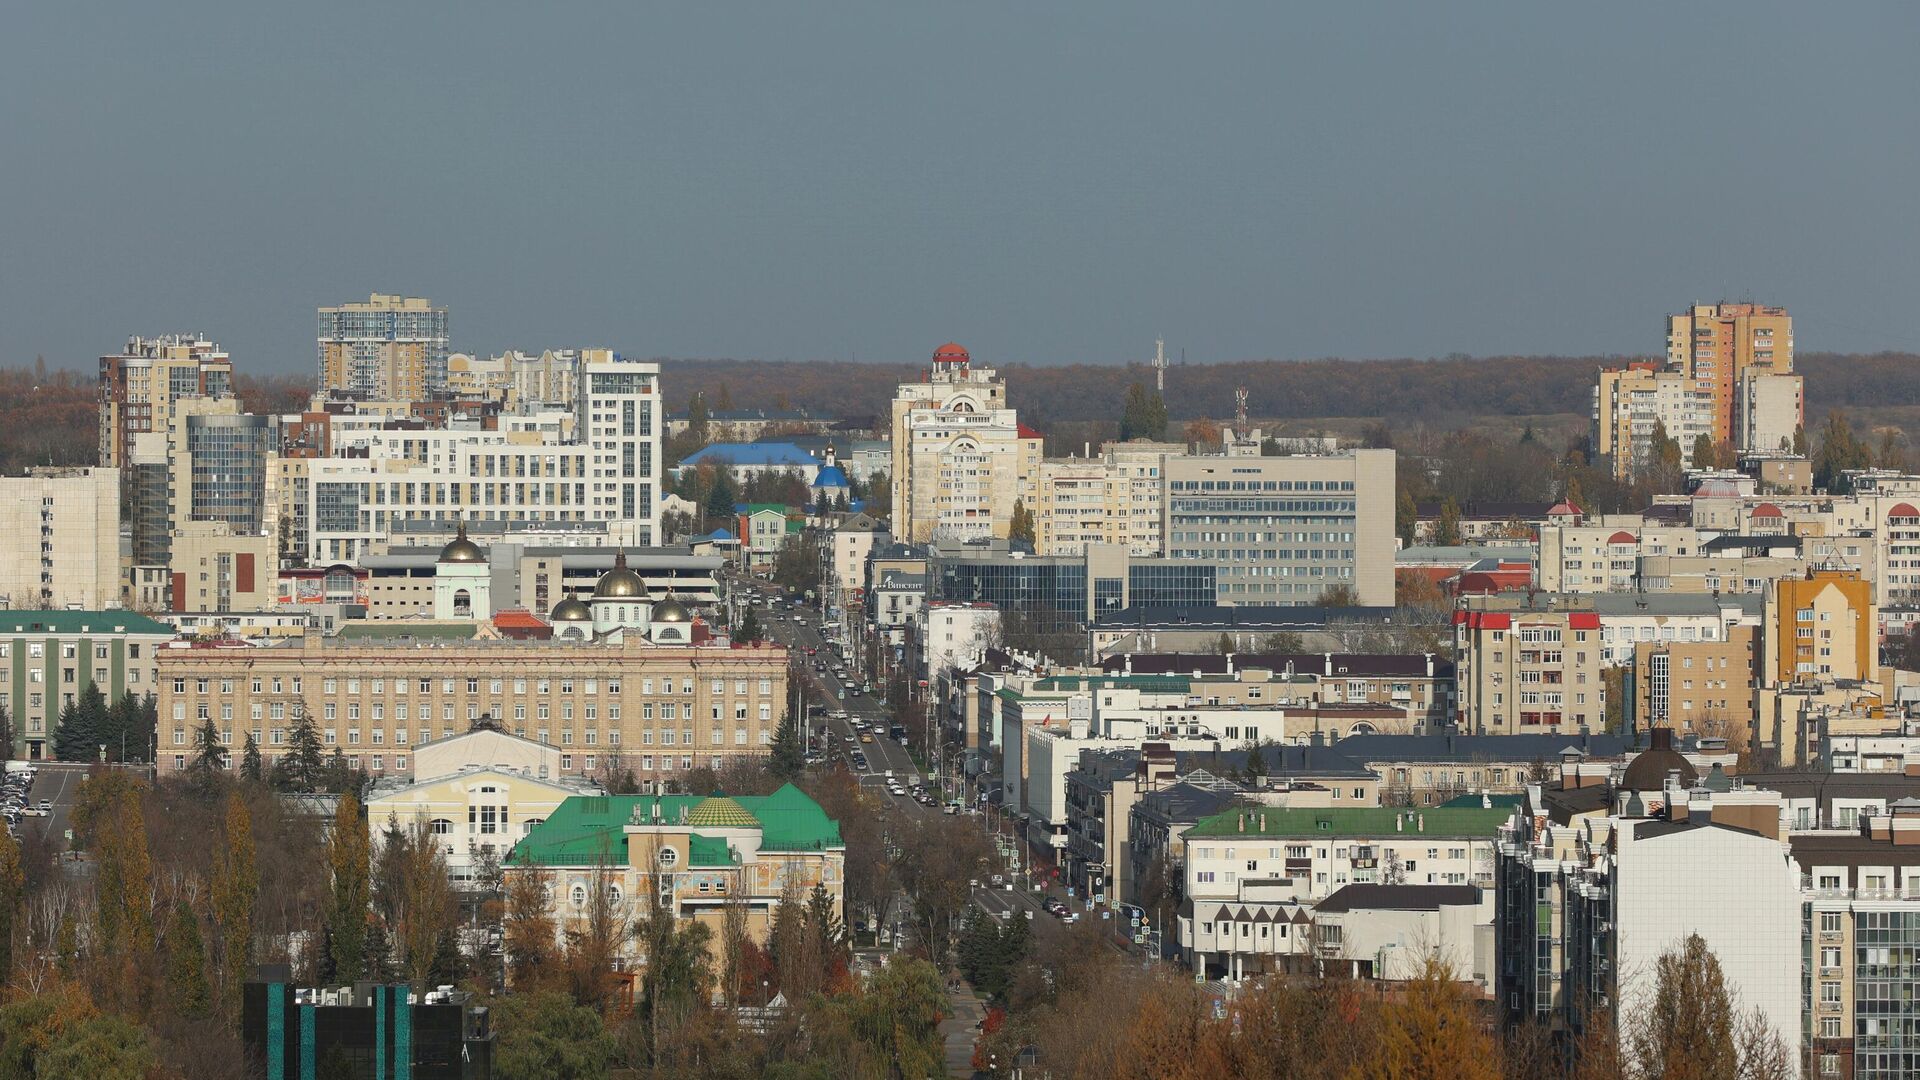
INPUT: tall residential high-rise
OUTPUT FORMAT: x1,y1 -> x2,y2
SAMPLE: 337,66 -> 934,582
1666,302 -> 1793,444
317,294 -> 449,400
0,467 -> 121,610
1592,302 -> 1800,481
890,343 -> 1043,544
577,350 -> 663,540
97,335 -> 234,471
1592,362 -> 1715,480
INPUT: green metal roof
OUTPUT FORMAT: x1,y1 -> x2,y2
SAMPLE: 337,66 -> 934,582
1187,806 -> 1511,840
508,783 -> 842,867
0,611 -> 174,636
688,833 -> 736,867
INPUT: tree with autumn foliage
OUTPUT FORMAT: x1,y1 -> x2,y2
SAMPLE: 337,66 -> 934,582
209,791 -> 257,1004
324,791 -> 371,983
1355,956 -> 1501,1080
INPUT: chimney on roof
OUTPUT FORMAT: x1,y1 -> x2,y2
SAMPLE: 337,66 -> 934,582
1237,813 -> 1246,833
1124,654 -> 1133,676
1417,814 -> 1425,833
1324,653 -> 1333,677
1396,814 -> 1404,832
1425,652 -> 1434,678
1226,653 -> 1235,677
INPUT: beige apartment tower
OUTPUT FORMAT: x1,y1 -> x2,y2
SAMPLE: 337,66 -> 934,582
98,335 -> 235,471
1666,302 -> 1793,445
0,467 -> 122,610
318,294 -> 449,400
890,343 -> 1043,544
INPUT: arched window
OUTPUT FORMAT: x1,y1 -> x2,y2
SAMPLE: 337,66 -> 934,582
453,589 -> 472,616
570,883 -> 587,908
656,846 -> 680,869
521,818 -> 543,835
429,818 -> 453,835
607,884 -> 623,906
1349,722 -> 1376,737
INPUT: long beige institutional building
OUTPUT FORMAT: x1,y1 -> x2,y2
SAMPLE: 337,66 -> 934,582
155,635 -> 790,781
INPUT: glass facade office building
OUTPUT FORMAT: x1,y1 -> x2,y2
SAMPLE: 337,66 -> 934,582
186,413 -> 272,534
929,544 -> 1214,620
1160,450 -> 1395,607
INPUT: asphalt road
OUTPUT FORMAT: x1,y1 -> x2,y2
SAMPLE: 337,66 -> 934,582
20,762 -> 92,854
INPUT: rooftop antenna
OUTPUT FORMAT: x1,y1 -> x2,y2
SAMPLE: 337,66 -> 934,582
1153,336 -> 1168,394
1235,387 -> 1249,433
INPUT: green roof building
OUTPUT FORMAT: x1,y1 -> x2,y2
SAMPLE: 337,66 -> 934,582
0,611 -> 177,761
504,783 -> 846,977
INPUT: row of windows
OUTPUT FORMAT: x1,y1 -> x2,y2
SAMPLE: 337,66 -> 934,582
169,675 -> 772,697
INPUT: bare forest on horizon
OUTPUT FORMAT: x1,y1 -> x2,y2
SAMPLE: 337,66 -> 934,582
4,352 -> 1919,475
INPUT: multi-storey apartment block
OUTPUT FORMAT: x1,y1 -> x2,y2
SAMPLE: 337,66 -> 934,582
1453,601 -> 1605,734
293,360 -> 662,563
1764,568 -> 1877,688
1180,804 -> 1507,982
97,334 -> 234,471
1496,748 -> 1803,1060
0,467 -> 122,611
890,343 -> 1043,544
1793,812 -> 1920,1080
1668,302 -> 1794,444
318,294 -> 450,400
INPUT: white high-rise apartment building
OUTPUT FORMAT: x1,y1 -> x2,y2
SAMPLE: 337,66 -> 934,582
296,352 -> 661,562
577,351 -> 661,531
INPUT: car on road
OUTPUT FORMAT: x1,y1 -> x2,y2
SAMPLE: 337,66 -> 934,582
859,733 -> 874,744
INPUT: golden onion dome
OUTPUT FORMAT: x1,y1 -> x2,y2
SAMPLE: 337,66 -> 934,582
592,551 -> 647,599
438,521 -> 486,563
549,592 -> 591,621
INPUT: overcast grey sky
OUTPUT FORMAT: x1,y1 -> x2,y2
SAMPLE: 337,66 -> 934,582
4,3 -> 1917,373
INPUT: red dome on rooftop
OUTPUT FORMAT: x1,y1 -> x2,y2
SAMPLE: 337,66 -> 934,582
1891,503 -> 1920,520
933,342 -> 971,365
1752,502 -> 1783,518
1607,530 -> 1637,545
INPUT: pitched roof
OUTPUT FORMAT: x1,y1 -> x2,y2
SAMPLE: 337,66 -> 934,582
681,442 -> 819,468
686,795 -> 760,829
490,609 -> 548,630
508,783 -> 841,867
1315,884 -> 1481,913
1333,732 -> 1631,764
1135,783 -> 1241,824
1186,806 -> 1510,839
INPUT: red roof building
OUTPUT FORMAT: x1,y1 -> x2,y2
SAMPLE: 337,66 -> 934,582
491,609 -> 552,641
